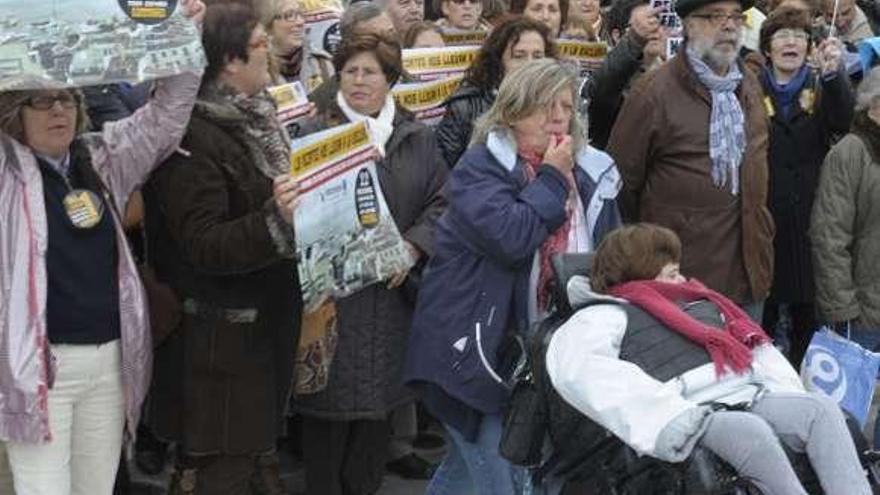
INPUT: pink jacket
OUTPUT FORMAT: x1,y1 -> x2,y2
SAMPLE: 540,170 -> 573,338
0,71 -> 201,444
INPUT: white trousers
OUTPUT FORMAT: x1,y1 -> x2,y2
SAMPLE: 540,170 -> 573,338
6,341 -> 125,495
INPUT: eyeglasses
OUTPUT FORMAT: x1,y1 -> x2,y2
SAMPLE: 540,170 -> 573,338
771,28 -> 809,41
25,92 -> 77,111
275,9 -> 304,22
690,11 -> 747,26
248,36 -> 270,50
448,0 -> 480,5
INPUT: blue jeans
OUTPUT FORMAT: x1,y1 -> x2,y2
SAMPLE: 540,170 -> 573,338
837,326 -> 880,448
426,413 -> 525,495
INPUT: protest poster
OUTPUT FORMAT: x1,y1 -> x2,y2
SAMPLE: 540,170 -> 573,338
650,0 -> 684,59
392,75 -> 463,126
556,39 -> 608,79
402,45 -> 480,81
298,0 -> 341,92
291,121 -> 414,312
268,81 -> 312,125
0,0 -> 205,88
441,29 -> 489,46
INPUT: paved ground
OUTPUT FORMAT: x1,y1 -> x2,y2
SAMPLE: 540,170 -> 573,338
126,442 -> 443,495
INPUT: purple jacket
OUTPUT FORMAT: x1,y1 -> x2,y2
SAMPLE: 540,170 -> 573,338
0,71 -> 201,444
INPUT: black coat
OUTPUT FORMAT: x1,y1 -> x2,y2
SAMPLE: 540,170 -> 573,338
292,103 -> 448,420
436,82 -> 495,168
760,68 -> 853,304
144,104 -> 302,455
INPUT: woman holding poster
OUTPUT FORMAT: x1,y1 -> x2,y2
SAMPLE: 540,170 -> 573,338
142,3 -> 303,494
405,59 -> 621,495
291,33 -> 447,495
0,0 -> 204,493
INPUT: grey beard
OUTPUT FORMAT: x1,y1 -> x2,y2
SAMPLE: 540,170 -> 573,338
690,35 -> 743,73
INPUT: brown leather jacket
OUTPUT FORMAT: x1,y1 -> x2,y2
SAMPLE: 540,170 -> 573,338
607,51 -> 774,303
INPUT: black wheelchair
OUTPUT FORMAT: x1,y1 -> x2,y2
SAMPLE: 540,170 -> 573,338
504,253 -> 880,495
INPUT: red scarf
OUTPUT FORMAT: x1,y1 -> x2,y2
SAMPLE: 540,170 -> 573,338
608,279 -> 770,376
519,149 -> 575,312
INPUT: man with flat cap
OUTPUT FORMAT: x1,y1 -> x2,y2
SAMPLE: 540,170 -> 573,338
607,0 -> 774,321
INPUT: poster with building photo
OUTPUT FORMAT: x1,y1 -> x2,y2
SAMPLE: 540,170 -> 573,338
290,121 -> 414,312
298,0 -> 342,92
0,0 -> 205,88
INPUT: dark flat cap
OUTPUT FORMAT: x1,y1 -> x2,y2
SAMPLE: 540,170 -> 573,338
674,0 -> 755,19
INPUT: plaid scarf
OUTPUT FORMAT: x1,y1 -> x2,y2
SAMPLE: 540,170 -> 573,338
197,82 -> 291,179
687,48 -> 746,195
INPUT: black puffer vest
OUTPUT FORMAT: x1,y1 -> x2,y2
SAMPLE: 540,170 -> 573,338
538,300 -> 722,479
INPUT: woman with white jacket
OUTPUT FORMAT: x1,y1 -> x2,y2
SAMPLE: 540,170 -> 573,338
545,223 -> 871,495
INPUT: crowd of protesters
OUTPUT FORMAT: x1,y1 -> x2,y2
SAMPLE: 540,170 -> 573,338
1,0 -> 880,492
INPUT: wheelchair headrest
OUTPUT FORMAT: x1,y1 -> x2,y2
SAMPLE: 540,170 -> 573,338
550,253 -> 594,314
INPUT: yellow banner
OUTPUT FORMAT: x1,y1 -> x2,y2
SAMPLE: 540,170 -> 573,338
402,47 -> 480,74
441,30 -> 488,46
555,40 -> 608,60
300,0 -> 343,13
393,76 -> 463,112
131,6 -> 167,19
290,122 -> 371,178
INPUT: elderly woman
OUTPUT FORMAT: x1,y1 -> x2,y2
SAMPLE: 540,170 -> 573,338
757,6 -> 853,367
406,58 -> 621,495
0,1 -> 203,493
434,0 -> 492,31
511,0 -> 569,37
811,67 -> 880,447
265,0 -> 308,83
142,3 -> 301,494
291,33 -> 447,495
437,16 -> 555,168
546,223 -> 872,494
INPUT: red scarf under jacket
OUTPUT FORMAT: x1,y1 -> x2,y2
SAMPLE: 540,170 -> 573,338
519,149 -> 576,312
608,279 -> 771,376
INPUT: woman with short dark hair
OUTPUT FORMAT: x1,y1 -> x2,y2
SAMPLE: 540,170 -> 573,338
436,16 -> 555,167
0,1 -> 204,493
143,3 -> 303,493
757,6 -> 852,367
291,33 -> 447,495
546,223 -> 871,495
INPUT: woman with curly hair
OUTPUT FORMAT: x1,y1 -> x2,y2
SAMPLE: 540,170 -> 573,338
436,15 -> 555,168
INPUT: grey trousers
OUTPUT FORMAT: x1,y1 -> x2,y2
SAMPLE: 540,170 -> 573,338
700,392 -> 871,495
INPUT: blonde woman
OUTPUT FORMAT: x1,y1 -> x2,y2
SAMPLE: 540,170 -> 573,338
406,59 -> 621,495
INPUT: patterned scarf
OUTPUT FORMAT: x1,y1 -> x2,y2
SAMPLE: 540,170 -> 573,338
609,279 -> 771,376
687,47 -> 746,195
276,47 -> 304,82
197,82 -> 291,179
519,149 -> 576,312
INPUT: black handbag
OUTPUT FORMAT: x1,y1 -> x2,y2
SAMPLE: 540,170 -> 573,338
499,369 -> 548,466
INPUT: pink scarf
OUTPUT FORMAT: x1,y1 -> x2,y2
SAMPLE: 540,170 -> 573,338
608,279 -> 770,376
519,149 -> 576,312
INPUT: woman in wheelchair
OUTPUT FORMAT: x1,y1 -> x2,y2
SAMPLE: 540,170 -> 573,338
545,223 -> 872,495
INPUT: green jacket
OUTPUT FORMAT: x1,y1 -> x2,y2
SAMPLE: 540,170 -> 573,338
811,112 -> 880,329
